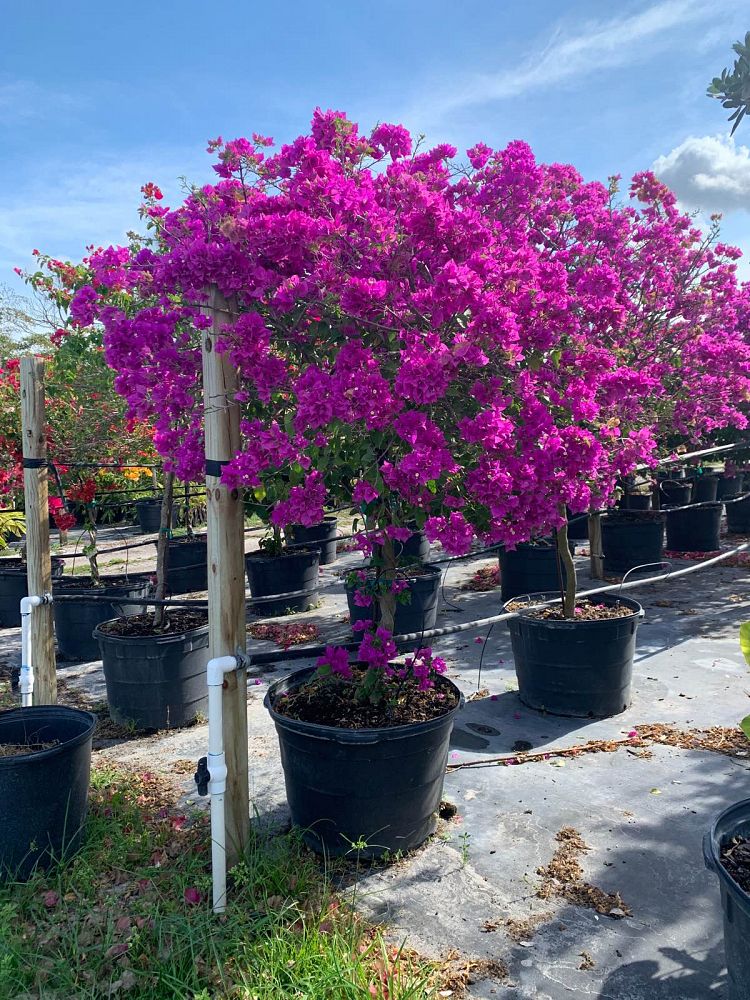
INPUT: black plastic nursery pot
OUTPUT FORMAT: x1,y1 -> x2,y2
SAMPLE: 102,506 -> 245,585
704,799 -> 750,1000
0,557 -> 65,628
265,666 -> 463,858
0,706 -> 96,880
346,563 -> 442,639
94,617 -> 209,729
659,480 -> 693,506
566,512 -> 589,540
245,547 -> 320,617
499,542 -> 567,603
372,528 -> 431,566
601,511 -> 665,576
622,492 -> 652,511
718,474 -> 744,501
665,501 -> 722,552
727,496 -> 750,534
166,537 -> 208,594
288,516 -> 338,565
506,592 -> 643,718
53,575 -> 152,662
134,498 -> 178,535
691,475 -> 719,503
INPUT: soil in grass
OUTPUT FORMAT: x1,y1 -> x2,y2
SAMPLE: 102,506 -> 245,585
276,670 -> 460,729
0,739 -> 59,757
507,597 -> 635,622
97,610 -> 208,638
721,837 -> 750,894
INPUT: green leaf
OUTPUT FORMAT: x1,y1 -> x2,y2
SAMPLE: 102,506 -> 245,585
740,622 -> 750,665
741,715 -> 750,743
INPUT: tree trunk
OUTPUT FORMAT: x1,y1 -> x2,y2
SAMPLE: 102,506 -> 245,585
555,511 -> 577,619
153,471 -> 175,628
377,534 -> 398,634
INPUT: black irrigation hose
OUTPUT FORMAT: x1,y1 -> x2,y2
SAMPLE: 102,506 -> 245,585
51,585 -> 319,609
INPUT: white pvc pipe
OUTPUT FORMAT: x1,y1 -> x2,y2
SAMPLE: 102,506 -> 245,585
206,654 -> 239,914
19,594 -> 50,707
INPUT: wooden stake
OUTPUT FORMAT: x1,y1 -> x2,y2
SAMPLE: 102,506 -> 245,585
20,357 -> 56,704
202,287 -> 249,867
588,512 -> 604,580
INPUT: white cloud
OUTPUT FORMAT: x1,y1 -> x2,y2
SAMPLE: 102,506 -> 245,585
0,80 -> 84,124
0,149 -> 210,281
404,0 -> 720,127
652,134 -> 750,213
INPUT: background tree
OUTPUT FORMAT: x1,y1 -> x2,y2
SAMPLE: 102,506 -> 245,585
708,31 -> 750,133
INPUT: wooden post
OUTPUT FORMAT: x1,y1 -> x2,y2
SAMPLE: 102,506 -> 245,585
20,357 -> 56,704
202,287 -> 249,867
588,512 -> 604,580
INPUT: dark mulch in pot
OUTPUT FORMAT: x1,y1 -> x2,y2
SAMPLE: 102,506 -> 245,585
97,610 -> 208,638
721,837 -> 750,894
276,670 -> 459,729
355,563 -> 437,579
0,740 -> 60,758
507,598 -> 635,622
53,575 -> 149,592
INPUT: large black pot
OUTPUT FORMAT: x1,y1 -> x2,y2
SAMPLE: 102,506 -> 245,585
166,537 -> 208,594
666,502 -> 722,552
691,475 -> 719,502
566,511 -> 589,540
499,542 -> 566,603
345,563 -> 442,639
288,516 -> 338,565
265,666 -> 463,858
134,498 -> 177,535
245,547 -> 320,617
622,493 -> 653,511
659,480 -> 693,506
727,495 -> 750,534
372,528 -> 431,566
506,592 -> 643,718
704,800 -> 750,1000
718,474 -> 744,501
53,575 -> 152,661
602,511 -> 665,576
95,616 -> 209,729
0,557 -> 65,628
0,706 -> 96,880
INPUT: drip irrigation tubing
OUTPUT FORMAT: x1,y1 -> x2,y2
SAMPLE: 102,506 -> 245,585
51,585 -> 319,609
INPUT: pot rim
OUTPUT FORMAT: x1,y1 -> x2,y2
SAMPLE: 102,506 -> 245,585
704,797 -> 750,907
346,561 -> 442,587
93,614 -> 209,643
264,664 -> 464,741
504,591 -> 643,626
0,706 -> 96,765
52,575 -> 152,596
245,546 -> 321,563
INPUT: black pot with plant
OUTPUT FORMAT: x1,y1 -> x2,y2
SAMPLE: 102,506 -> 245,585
345,562 -> 442,639
504,509 -> 644,718
266,657 -> 462,858
0,705 -> 96,880
94,474 -> 210,729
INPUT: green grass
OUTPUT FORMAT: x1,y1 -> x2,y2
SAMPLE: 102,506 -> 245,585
0,768 -> 436,999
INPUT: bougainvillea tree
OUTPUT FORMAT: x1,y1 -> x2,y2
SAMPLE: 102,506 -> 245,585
68,110 -> 750,633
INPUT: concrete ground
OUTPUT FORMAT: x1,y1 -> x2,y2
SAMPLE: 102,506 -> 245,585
2,525 -> 749,999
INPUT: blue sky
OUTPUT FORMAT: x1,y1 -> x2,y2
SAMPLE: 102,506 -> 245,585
2,0 -> 749,296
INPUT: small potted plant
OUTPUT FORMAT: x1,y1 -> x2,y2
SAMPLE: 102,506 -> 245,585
94,472 -> 209,730
52,477 -> 150,661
